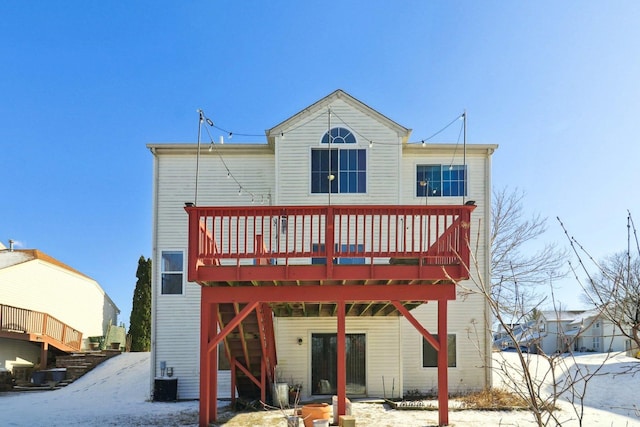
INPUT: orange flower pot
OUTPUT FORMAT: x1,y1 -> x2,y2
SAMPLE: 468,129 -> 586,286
300,403 -> 331,427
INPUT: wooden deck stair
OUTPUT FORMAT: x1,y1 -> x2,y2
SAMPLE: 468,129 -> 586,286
217,302 -> 276,402
55,349 -> 122,383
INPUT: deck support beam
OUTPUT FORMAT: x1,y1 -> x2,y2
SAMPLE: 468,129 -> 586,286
200,283 -> 455,304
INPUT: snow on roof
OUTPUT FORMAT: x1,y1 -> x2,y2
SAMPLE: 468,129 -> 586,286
541,310 -> 586,322
0,249 -> 32,269
0,249 -> 93,280
569,308 -> 602,325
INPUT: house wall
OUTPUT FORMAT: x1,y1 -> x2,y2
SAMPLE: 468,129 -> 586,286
540,321 -> 562,354
150,148 -> 275,399
600,321 -> 627,352
150,94 -> 495,399
398,148 -> 493,394
273,98 -> 403,206
0,260 -> 118,349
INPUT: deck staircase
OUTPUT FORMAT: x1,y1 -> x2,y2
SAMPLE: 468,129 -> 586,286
217,302 -> 277,402
55,349 -> 122,384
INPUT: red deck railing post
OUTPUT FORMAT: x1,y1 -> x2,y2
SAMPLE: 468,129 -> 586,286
326,207 -> 334,278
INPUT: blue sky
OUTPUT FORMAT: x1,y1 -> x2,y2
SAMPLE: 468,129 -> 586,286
2,1 -> 639,326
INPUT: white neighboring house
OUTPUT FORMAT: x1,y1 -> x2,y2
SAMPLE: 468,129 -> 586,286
538,309 -> 630,354
148,90 -> 497,401
0,241 -> 120,372
493,321 -> 543,352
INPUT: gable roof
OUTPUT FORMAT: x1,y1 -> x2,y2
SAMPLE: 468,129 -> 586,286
266,89 -> 412,145
0,249 -> 93,280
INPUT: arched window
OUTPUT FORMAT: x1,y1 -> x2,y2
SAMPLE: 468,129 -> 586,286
321,127 -> 356,144
312,127 -> 366,194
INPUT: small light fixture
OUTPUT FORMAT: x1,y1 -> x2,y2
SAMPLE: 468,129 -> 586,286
184,202 -> 195,207
297,338 -> 303,345
328,174 -> 335,181
465,200 -> 476,206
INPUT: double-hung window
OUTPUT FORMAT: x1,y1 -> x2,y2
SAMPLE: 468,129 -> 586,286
161,250 -> 184,295
416,165 -> 466,197
311,127 -> 366,194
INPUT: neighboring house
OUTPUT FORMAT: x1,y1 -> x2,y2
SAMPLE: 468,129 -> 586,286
538,309 -> 630,354
149,90 -> 497,423
0,240 -> 120,372
493,321 -> 543,352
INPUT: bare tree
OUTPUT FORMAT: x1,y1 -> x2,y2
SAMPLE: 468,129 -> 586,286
491,187 -> 567,316
561,212 -> 640,354
588,252 -> 640,353
459,233 -> 622,427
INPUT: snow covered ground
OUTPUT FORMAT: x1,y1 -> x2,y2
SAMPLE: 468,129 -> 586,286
0,351 -> 639,426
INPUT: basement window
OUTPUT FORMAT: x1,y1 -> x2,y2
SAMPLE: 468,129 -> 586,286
422,334 -> 456,367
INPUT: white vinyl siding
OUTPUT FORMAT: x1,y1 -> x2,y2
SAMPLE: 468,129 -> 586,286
152,148 -> 275,399
401,299 -> 487,395
275,99 -> 403,206
0,259 -> 118,348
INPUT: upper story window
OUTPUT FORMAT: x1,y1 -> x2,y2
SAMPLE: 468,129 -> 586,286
311,127 -> 366,194
161,250 -> 184,295
416,165 -> 467,198
321,127 -> 356,144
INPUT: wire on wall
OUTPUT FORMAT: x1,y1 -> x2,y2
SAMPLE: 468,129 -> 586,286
199,110 -> 271,204
194,107 -> 467,203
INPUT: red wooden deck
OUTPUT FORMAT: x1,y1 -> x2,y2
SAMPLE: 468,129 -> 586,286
185,204 -> 475,427
186,204 -> 474,285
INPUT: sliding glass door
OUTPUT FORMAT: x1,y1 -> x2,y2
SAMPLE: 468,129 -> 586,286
311,333 -> 366,395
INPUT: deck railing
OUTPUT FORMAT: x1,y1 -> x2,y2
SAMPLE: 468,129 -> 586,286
186,205 -> 474,280
0,304 -> 83,351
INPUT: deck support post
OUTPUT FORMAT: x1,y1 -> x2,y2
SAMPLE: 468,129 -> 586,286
337,300 -> 346,418
199,296 -> 218,427
437,299 -> 449,426
40,342 -> 48,369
